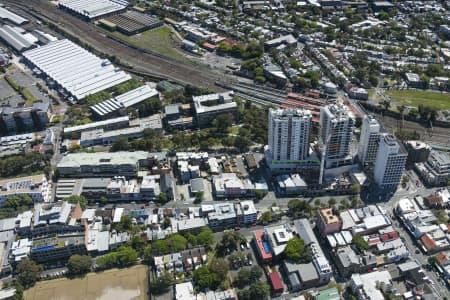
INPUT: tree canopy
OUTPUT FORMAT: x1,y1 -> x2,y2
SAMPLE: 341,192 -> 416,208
285,236 -> 312,263
352,234 -> 369,251
193,257 -> 229,291
238,282 -> 270,300
65,195 -> 88,210
16,259 -> 43,288
96,246 -> 138,269
150,270 -> 173,295
67,255 -> 92,275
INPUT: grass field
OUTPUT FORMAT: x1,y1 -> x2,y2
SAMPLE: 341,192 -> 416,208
103,25 -> 191,64
386,90 -> 450,110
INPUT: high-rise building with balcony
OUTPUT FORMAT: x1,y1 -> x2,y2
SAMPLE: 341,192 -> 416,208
319,104 -> 355,168
358,115 -> 381,167
374,134 -> 407,188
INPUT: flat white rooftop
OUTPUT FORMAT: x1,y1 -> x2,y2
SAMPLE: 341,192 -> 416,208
59,0 -> 127,19
0,6 -> 28,25
23,39 -> 131,100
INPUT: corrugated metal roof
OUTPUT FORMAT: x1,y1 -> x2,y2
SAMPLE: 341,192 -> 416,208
23,39 -> 131,100
0,7 -> 28,25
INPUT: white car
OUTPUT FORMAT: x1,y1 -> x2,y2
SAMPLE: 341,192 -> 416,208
240,244 -> 245,251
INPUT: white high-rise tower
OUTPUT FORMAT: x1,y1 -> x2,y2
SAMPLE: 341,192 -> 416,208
358,115 -> 381,167
319,104 -> 355,169
268,108 -> 312,162
374,134 -> 407,188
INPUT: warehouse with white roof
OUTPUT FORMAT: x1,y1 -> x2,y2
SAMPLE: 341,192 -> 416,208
0,25 -> 38,52
58,0 -> 128,20
22,39 -> 131,101
0,6 -> 28,25
90,85 -> 159,117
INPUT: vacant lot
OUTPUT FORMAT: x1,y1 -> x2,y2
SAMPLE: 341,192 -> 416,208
104,25 -> 191,64
386,90 -> 450,110
25,265 -> 148,300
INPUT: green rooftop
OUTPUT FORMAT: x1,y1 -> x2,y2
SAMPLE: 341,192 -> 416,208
315,287 -> 340,300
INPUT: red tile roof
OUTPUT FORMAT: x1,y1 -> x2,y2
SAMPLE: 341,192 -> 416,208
421,234 -> 437,251
202,42 -> 216,50
435,252 -> 448,266
269,272 -> 283,293
368,237 -> 381,246
254,230 -> 272,261
380,231 -> 399,242
426,195 -> 443,206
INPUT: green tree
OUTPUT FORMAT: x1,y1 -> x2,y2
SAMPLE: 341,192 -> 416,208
143,245 -> 153,264
67,255 -> 92,275
116,245 -> 138,266
187,234 -> 197,246
285,236 -> 312,263
428,256 -> 438,266
208,257 -> 229,282
259,211 -> 272,223
96,252 -> 118,269
114,215 -> 132,232
196,227 -> 214,246
194,265 -> 218,291
162,217 -> 171,229
166,234 -> 187,252
351,184 -> 361,194
249,266 -> 263,282
287,199 -> 311,218
150,270 -> 173,295
159,192 -> 169,203
217,41 -> 232,53
84,91 -> 112,105
352,234 -> 369,251
378,10 -> 389,20
111,136 -> 130,152
431,209 -> 448,224
99,196 -> 108,206
340,198 -> 349,208
212,114 -> 233,133
194,191 -> 204,204
238,289 -> 251,300
218,231 -> 241,253
401,175 -> 409,186
254,190 -> 263,200
249,282 -> 270,299
314,199 -> 322,206
329,198 -> 337,206
130,235 -> 146,254
153,239 -> 169,255
65,195 -> 88,210
16,259 -> 43,288
234,268 -> 251,288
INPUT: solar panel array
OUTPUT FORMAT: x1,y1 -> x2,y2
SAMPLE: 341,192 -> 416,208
104,11 -> 163,34
90,85 -> 158,116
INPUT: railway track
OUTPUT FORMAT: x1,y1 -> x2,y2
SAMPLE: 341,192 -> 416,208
2,0 -> 225,88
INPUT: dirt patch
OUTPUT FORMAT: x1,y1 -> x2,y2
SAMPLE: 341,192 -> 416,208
25,265 -> 149,300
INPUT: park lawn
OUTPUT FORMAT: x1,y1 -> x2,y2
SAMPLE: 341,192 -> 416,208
103,25 -> 191,64
367,89 -> 383,102
386,90 -> 450,110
